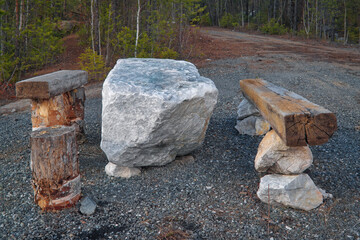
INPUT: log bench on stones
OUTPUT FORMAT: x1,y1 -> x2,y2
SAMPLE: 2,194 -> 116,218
239,78 -> 337,211
240,78 -> 337,147
16,70 -> 87,210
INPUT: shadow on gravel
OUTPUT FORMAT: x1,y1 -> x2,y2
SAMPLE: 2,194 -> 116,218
77,225 -> 127,239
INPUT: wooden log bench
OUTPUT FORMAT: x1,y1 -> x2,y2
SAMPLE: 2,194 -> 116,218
240,78 -> 338,210
16,70 -> 87,210
240,78 -> 337,147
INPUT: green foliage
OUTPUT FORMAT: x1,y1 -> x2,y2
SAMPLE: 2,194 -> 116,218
260,19 -> 288,35
219,13 -> 239,28
348,27 -> 359,44
79,48 -> 108,81
297,29 -> 308,38
246,22 -> 259,31
115,27 -> 136,58
0,53 -> 18,83
198,13 -> 212,26
137,33 -> 153,58
21,18 -> 64,71
189,5 -> 208,26
158,47 -> 179,59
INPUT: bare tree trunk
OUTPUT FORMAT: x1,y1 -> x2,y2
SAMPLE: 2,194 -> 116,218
216,0 -> 220,26
323,13 -> 326,40
0,1 -> 3,58
293,0 -> 297,31
343,0 -> 347,44
14,0 -> 20,81
246,0 -> 249,24
93,0 -> 100,55
241,0 -> 245,27
105,3 -> 111,66
303,0 -> 310,38
273,0 -> 277,19
135,0 -> 141,58
179,1 -> 183,53
19,0 -> 24,31
315,0 -> 318,38
90,0 -> 95,56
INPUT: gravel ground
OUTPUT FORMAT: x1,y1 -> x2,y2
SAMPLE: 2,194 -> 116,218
1,52 -> 360,239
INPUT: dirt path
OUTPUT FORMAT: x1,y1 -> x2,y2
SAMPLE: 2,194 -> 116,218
197,27 -> 360,72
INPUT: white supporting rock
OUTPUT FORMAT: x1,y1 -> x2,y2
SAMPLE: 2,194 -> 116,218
101,58 -> 218,170
235,98 -> 270,136
257,174 -> 323,211
235,116 -> 270,136
105,163 -> 141,178
255,130 -> 313,174
237,98 -> 260,120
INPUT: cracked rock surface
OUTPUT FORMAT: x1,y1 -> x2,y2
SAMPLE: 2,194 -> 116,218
235,98 -> 270,135
257,174 -> 323,211
101,58 -> 218,168
255,130 -> 313,174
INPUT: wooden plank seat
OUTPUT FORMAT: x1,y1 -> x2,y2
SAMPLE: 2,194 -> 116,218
16,70 -> 87,141
240,79 -> 337,146
16,70 -> 87,99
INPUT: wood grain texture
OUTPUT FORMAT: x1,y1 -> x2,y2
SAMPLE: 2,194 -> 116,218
31,87 -> 86,139
240,79 -> 337,146
16,70 -> 87,99
30,125 -> 80,210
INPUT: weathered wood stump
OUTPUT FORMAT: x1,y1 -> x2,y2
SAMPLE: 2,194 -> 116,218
16,70 -> 88,141
30,126 -> 80,210
31,87 -> 86,141
240,79 -> 337,146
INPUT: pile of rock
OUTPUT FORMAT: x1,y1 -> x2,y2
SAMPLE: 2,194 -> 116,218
16,70 -> 88,210
255,130 -> 324,211
101,58 -> 218,178
235,99 -> 270,136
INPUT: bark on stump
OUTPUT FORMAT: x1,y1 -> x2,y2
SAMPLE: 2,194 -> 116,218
31,87 -> 86,142
30,125 -> 80,210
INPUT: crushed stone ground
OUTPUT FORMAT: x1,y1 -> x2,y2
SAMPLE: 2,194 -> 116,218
1,28 -> 359,239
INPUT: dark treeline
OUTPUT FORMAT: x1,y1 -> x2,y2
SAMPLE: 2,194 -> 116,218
0,0 -> 359,83
202,0 -> 360,42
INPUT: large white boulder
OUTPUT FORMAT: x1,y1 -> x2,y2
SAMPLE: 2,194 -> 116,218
257,174 -> 323,211
101,58 -> 218,169
255,130 -> 313,174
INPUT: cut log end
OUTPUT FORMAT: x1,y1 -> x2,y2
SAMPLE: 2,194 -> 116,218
284,112 -> 337,146
305,113 -> 338,146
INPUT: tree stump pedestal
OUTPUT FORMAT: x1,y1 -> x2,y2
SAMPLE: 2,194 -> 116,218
16,70 -> 88,210
31,126 -> 80,210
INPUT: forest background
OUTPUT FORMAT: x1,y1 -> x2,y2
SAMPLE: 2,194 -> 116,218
0,0 -> 359,86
